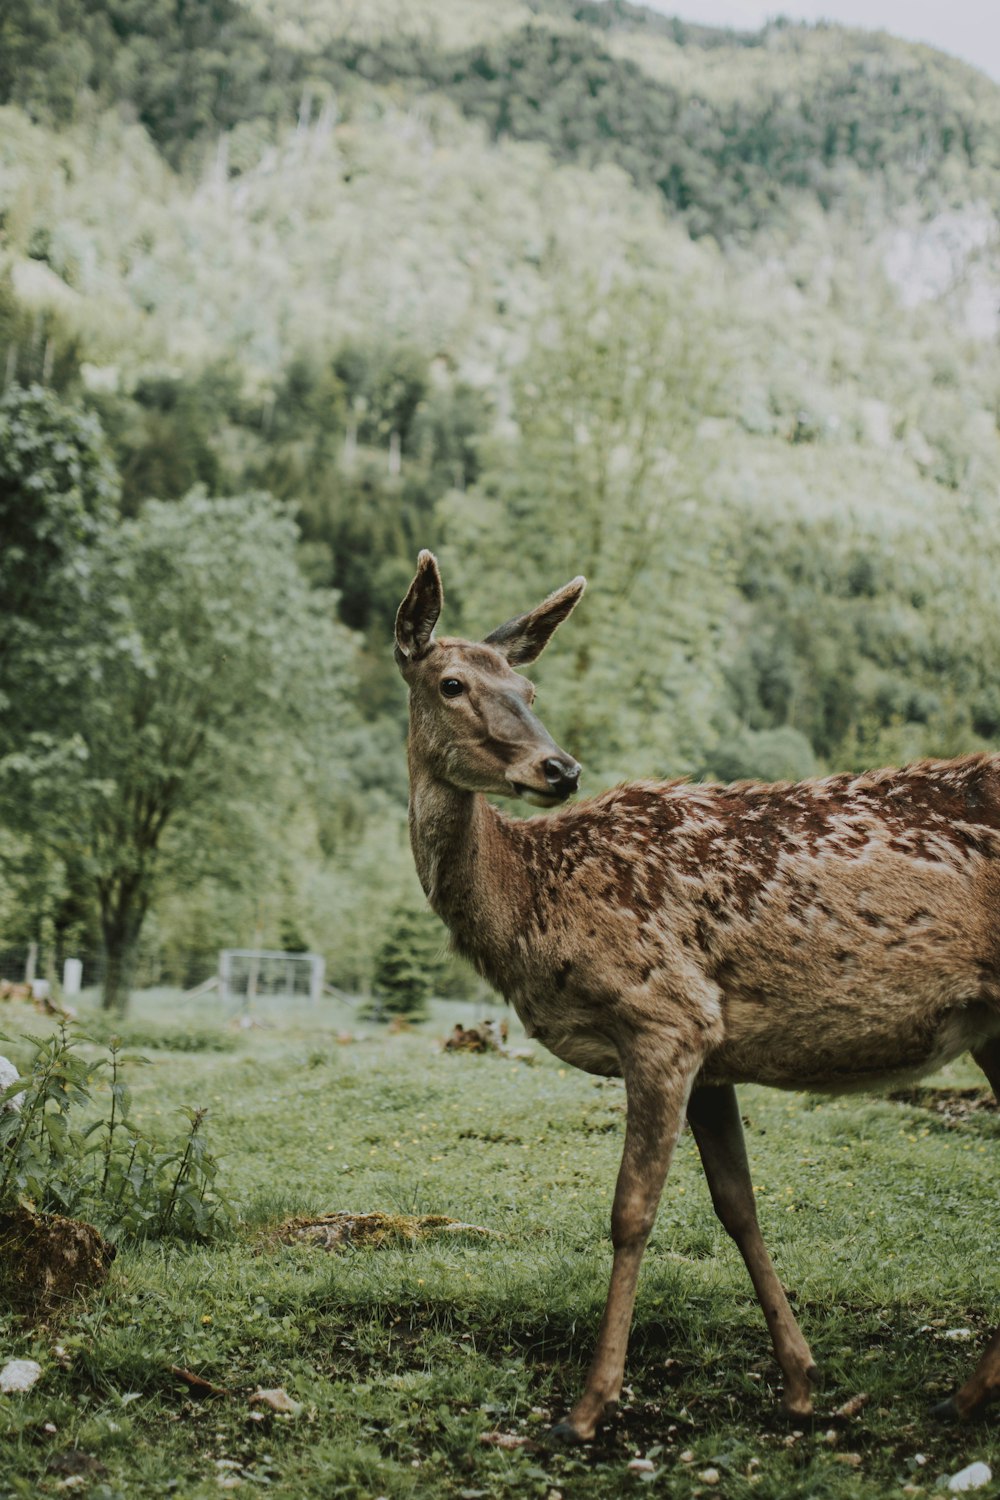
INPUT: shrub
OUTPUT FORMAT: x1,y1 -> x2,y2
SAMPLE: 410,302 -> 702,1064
0,1023 -> 232,1242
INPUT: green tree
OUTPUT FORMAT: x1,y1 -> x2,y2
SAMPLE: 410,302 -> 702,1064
83,490 -> 357,1011
441,277 -> 730,783
1,401 -> 357,1011
0,382 -> 124,771
369,897 -> 446,1021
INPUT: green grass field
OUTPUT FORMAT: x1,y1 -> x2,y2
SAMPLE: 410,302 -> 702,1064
1,991 -> 997,1499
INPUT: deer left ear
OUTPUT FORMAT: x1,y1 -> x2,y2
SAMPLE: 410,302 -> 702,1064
395,550 -> 443,665
483,575 -> 586,666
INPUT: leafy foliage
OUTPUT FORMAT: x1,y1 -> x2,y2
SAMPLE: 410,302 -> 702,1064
5,0 -> 999,239
443,276 -> 727,780
0,1023 -> 231,1240
3,0 -> 1000,1006
0,382 -> 122,755
0,387 -> 358,1010
0,0 -> 303,169
328,22 -> 1000,239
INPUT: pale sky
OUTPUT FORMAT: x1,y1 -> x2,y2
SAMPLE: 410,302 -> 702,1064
645,2 -> 1000,83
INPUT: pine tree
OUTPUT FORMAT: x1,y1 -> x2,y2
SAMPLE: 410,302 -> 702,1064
369,901 -> 445,1021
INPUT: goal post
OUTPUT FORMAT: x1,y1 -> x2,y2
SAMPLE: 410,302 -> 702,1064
218,949 -> 325,1007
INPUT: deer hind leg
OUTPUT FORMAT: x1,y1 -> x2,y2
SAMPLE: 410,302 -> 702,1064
550,1041 -> 702,1445
687,1084 -> 818,1418
937,1038 -> 1000,1419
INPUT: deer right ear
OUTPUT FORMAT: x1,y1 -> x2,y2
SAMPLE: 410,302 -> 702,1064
395,550 -> 443,666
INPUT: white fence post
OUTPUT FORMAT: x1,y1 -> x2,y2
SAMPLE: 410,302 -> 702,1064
219,950 -> 232,1006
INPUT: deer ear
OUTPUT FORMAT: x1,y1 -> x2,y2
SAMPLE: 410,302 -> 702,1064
395,550 -> 443,664
483,576 -> 586,666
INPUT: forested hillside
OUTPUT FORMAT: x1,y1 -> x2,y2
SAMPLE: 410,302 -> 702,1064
3,0 -> 1000,1008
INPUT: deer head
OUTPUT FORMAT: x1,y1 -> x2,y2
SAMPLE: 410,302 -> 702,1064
395,551 -> 586,806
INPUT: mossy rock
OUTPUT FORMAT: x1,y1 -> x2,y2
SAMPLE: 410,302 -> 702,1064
264,1210 -> 494,1251
0,1204 -> 114,1318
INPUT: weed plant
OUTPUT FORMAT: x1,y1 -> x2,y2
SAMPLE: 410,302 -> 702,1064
0,1022 -> 231,1241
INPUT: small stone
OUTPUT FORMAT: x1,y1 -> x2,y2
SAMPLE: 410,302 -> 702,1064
0,1055 -> 23,1112
627,1458 -> 655,1473
835,1391 -> 870,1419
943,1329 -> 973,1341
947,1462 -> 992,1492
248,1387 -> 301,1415
680,1450 -> 695,1463
0,1359 -> 42,1393
698,1468 -> 720,1485
479,1431 -> 527,1450
823,1429 -> 839,1446
835,1453 -> 863,1468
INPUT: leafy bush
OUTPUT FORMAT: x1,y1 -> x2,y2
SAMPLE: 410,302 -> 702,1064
0,1024 -> 232,1242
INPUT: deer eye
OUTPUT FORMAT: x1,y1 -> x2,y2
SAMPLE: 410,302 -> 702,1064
440,678 -> 465,698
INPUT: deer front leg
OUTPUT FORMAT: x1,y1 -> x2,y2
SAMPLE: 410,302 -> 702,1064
935,1038 -> 1000,1419
551,1041 -> 701,1444
687,1084 -> 818,1417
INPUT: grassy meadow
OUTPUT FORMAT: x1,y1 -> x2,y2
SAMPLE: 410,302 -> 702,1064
1,990 -> 997,1499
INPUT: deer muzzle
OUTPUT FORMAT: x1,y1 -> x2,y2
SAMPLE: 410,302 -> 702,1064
509,750 -> 581,806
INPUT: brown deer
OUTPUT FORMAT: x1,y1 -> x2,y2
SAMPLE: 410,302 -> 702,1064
394,550 -> 1000,1442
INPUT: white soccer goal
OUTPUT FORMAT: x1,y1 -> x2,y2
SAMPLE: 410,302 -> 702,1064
218,949 -> 325,1007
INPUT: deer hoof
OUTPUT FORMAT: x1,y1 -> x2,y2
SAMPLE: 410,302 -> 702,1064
545,1419 -> 587,1447
930,1395 -> 960,1422
781,1369 -> 820,1419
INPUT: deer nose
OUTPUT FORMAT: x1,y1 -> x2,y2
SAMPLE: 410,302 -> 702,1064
543,757 -> 580,794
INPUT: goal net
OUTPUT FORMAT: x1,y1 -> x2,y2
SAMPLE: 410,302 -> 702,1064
219,949 -> 325,1006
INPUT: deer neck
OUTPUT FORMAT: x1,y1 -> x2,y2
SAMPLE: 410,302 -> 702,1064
406,749 -> 527,961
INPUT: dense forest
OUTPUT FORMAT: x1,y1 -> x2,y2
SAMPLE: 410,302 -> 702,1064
3,0 -> 1000,1009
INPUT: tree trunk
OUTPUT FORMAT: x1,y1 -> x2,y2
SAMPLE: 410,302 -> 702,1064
100,941 -> 135,1014
99,886 -> 146,1013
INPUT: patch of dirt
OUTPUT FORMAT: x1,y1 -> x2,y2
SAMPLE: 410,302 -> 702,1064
46,1451 -> 107,1480
887,1086 -> 998,1125
0,1204 -> 114,1318
262,1210 -> 496,1251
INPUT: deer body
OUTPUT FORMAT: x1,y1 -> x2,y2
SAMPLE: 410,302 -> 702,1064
415,765 -> 1000,1092
395,552 -> 1000,1441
